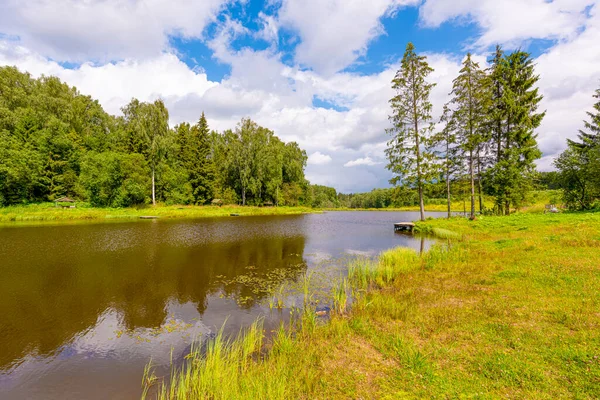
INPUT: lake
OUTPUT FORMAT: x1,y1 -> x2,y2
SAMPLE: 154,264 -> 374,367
0,211 -> 445,399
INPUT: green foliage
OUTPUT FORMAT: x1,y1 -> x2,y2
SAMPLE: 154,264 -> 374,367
439,54 -> 490,218
386,42 -> 437,221
555,87 -> 600,210
79,152 -> 149,207
484,48 -> 544,214
309,185 -> 340,208
570,87 -> 600,149
0,67 -> 309,209
175,113 -> 216,204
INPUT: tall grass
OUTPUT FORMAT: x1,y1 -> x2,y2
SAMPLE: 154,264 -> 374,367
0,203 -> 317,224
348,248 -> 420,290
143,320 -> 266,400
332,277 -> 348,315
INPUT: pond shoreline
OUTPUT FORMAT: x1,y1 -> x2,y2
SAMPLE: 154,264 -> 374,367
0,204 -> 320,225
143,212 -> 600,399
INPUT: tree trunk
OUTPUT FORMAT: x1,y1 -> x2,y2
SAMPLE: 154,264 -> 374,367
151,168 -> 156,206
470,150 -> 475,219
418,185 -> 425,221
242,187 -> 246,206
477,149 -> 483,213
413,97 -> 424,220
446,167 -> 451,219
446,170 -> 452,218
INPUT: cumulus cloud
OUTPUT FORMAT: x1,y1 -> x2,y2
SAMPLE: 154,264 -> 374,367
0,0 -> 232,62
277,0 -> 419,74
344,157 -> 383,167
0,41 -> 217,116
1,0 -> 599,191
419,0 -> 594,48
308,152 -> 333,165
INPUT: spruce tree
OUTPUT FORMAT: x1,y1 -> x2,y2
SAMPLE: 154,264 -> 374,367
386,42 -> 437,221
569,87 -> 600,149
441,53 -> 489,219
556,87 -> 600,209
186,112 -> 216,204
484,49 -> 544,214
488,46 -> 506,166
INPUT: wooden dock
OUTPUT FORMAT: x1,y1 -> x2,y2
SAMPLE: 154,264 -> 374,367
140,216 -> 159,219
394,222 -> 415,232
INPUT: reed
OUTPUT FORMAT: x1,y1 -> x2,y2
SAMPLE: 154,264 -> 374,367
331,277 -> 348,315
142,211 -> 600,399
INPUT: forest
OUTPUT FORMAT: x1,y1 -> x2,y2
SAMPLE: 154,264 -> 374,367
0,66 -> 311,208
1,54 -> 599,213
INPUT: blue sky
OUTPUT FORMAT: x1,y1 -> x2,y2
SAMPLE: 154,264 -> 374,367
0,0 -> 599,192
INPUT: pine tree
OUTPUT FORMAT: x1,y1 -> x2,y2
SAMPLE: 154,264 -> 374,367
441,53 -> 489,219
386,42 -> 437,221
433,105 -> 461,218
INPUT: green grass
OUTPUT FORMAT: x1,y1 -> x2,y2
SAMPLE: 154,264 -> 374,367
0,203 -> 317,224
143,211 -> 600,399
330,190 -> 561,213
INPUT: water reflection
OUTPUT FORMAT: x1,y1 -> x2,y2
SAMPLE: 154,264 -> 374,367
0,221 -> 306,370
0,211 -> 442,399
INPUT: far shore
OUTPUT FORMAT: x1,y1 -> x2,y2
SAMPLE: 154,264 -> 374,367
0,204 -> 319,225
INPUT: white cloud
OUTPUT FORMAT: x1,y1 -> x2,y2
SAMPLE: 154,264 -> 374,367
420,0 -> 595,48
308,152 -> 333,165
277,0 -> 419,74
344,157 -> 383,167
0,41 -> 217,116
255,12 -> 280,46
533,4 -> 600,169
0,0 -> 232,62
2,0 -> 598,191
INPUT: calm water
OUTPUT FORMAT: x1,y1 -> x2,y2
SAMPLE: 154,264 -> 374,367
0,211 -> 443,399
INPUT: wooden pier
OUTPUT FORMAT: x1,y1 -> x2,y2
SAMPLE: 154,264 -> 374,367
394,222 -> 415,232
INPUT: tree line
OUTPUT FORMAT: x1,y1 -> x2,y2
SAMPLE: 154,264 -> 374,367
2,62 -> 598,212
0,66 -> 311,207
386,43 -> 547,220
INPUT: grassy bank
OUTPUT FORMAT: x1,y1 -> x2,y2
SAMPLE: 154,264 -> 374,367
144,211 -> 600,399
328,190 -> 561,213
0,203 -> 317,224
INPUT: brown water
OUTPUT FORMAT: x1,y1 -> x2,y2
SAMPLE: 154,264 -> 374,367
0,211 -> 443,399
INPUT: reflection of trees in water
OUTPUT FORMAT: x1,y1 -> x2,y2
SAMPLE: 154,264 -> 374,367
0,224 -> 306,369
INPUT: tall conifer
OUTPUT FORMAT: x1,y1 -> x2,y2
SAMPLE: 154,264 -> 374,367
433,105 -> 460,218
569,87 -> 600,149
186,112 -> 216,204
484,49 -> 544,214
441,53 -> 489,218
386,42 -> 437,221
